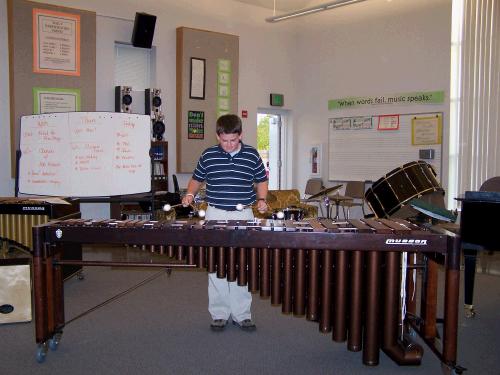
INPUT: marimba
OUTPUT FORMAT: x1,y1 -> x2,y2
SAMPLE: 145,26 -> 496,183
32,217 -> 461,372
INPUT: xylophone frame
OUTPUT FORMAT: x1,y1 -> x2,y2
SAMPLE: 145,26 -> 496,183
31,218 -> 462,373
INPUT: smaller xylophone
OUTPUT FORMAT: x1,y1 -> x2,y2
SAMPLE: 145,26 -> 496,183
0,197 -> 82,280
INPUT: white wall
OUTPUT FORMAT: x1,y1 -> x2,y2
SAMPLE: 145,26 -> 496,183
291,0 -> 452,197
0,0 -> 453,216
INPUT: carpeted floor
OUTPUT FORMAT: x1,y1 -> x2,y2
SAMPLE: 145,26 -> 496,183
1,246 -> 499,375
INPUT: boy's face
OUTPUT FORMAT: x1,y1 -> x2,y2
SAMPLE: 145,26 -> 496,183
217,132 -> 242,153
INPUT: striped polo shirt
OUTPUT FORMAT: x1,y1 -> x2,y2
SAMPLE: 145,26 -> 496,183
192,142 -> 268,211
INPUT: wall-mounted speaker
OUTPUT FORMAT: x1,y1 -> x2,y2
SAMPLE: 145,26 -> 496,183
131,12 -> 156,49
152,115 -> 166,141
115,86 -> 133,113
145,88 -> 162,117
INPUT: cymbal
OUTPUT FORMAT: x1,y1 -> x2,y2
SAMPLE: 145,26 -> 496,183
327,193 -> 353,202
307,184 -> 343,200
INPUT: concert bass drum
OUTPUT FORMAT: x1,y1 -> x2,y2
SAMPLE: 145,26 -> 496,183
364,161 -> 443,218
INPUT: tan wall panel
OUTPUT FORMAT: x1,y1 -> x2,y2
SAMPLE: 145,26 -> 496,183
176,27 -> 239,173
8,0 -> 96,176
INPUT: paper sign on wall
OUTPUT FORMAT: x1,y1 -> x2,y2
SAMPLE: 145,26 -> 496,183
411,115 -> 442,145
32,8 -> 81,76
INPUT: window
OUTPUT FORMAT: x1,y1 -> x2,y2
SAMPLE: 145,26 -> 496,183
114,42 -> 154,90
448,0 -> 500,208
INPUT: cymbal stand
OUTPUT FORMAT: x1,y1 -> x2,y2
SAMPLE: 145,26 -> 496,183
322,195 -> 332,220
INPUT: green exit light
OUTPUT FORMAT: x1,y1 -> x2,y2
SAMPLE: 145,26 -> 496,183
270,93 -> 284,107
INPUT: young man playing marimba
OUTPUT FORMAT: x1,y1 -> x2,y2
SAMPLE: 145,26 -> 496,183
182,114 -> 268,331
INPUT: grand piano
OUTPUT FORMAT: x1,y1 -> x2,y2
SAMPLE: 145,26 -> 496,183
459,190 -> 500,317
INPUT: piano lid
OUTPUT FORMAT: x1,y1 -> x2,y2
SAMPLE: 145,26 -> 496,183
463,191 -> 500,203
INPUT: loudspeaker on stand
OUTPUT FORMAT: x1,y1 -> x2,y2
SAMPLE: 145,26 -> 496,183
145,88 -> 162,117
115,86 -> 133,113
152,115 -> 166,141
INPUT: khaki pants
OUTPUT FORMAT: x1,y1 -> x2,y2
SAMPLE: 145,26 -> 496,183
206,206 -> 254,322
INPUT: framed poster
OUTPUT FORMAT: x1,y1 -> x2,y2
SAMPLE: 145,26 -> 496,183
33,87 -> 81,114
188,111 -> 204,139
33,8 -> 81,76
189,58 -> 205,99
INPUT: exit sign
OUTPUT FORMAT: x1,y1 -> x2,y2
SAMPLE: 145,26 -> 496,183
270,93 -> 284,107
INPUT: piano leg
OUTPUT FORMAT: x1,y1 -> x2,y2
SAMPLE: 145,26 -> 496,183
463,248 -> 477,318
442,235 -> 461,371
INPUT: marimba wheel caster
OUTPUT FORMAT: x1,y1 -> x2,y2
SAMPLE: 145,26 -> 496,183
48,338 -> 58,351
407,328 -> 417,338
166,268 -> 172,276
77,271 -> 85,281
48,332 -> 62,351
441,363 -> 466,375
36,343 -> 48,363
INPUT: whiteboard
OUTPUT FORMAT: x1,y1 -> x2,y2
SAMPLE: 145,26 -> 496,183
19,112 -> 151,196
328,113 -> 442,182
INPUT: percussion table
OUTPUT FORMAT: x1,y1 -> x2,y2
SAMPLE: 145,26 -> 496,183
31,217 -> 462,373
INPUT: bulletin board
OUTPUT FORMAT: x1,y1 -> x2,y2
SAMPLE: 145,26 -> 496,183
7,0 -> 96,176
328,112 -> 443,182
19,112 -> 151,196
176,27 -> 239,172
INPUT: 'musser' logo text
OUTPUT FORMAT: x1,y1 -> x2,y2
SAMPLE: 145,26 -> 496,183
22,206 -> 44,211
385,239 -> 427,245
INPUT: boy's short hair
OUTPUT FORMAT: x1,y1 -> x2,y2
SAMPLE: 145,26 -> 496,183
216,114 -> 242,135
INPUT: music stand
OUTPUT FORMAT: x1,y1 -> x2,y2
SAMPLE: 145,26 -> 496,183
306,184 -> 343,219
14,150 -> 22,197
409,198 -> 457,223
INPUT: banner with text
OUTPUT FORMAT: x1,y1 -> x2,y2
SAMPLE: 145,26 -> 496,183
328,90 -> 445,110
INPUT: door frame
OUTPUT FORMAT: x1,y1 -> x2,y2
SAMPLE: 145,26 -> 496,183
257,108 -> 293,190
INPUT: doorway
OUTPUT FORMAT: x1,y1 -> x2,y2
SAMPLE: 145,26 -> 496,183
257,111 -> 286,190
